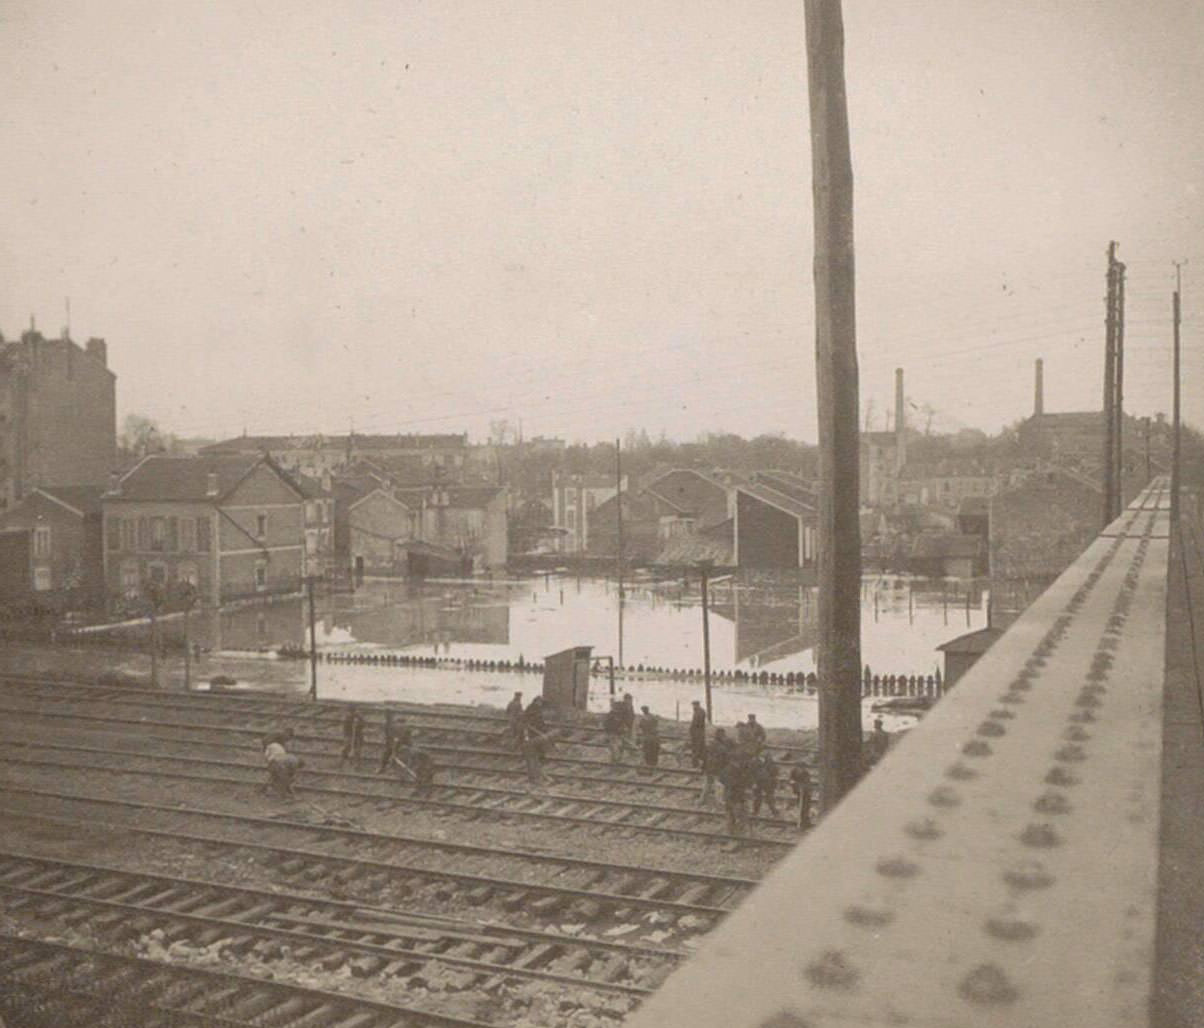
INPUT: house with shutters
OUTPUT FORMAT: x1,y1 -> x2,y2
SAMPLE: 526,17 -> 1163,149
102,454 -> 316,609
0,484 -> 105,608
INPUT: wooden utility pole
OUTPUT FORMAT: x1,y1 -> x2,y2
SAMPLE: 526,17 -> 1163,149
1113,260 -> 1126,517
805,0 -> 862,811
307,575 -> 320,700
1172,264 -> 1183,522
615,438 -> 624,668
1102,242 -> 1118,529
698,561 -> 713,723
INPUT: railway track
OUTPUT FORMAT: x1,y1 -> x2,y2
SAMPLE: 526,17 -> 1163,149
0,785 -> 757,941
0,671 -> 814,767
0,933 -> 495,1028
0,702 -> 804,842
0,850 -> 672,999
0,739 -> 799,847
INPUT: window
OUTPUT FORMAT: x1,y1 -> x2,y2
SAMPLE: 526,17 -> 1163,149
177,562 -> 198,587
197,517 -> 211,553
166,516 -> 179,552
33,525 -> 51,558
149,517 -> 166,552
137,516 -> 150,551
256,513 -> 268,539
254,562 -> 267,591
121,519 -> 136,552
147,562 -> 168,587
34,566 -> 52,591
121,561 -> 140,598
106,517 -> 122,552
180,517 -> 196,553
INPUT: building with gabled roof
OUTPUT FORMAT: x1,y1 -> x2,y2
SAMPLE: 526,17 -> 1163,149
0,484 -> 106,607
734,479 -> 817,571
102,454 -> 315,608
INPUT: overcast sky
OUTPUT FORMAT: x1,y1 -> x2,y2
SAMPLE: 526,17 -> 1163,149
2,1 -> 1201,444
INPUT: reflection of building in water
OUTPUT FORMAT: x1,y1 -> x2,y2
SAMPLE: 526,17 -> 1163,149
335,589 -> 510,650
711,584 -> 817,667
193,597 -> 307,652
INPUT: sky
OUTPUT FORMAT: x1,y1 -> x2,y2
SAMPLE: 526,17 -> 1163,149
2,1 -> 1202,444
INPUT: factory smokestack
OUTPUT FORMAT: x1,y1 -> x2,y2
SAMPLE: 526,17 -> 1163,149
1034,358 -> 1044,417
894,367 -> 906,472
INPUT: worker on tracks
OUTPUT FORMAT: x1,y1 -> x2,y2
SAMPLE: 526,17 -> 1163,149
745,713 -> 767,755
638,706 -> 661,768
604,700 -> 634,763
262,728 -> 302,800
339,707 -> 366,766
788,759 -> 813,829
751,750 -> 781,818
377,709 -> 397,774
522,696 -> 552,786
619,692 -> 636,742
506,691 -> 525,750
722,748 -> 754,837
688,700 -> 708,768
391,738 -> 436,795
698,727 -> 732,807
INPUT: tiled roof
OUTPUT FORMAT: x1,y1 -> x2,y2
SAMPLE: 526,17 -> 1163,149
35,485 -> 104,516
108,455 -> 299,503
737,480 -> 815,518
937,626 -> 1004,654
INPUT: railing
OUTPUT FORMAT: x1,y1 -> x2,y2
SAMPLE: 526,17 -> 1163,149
628,480 -> 1175,1028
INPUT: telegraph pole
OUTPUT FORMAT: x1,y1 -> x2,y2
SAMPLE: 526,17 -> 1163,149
698,560 -> 713,723
1113,260 -> 1126,517
1172,263 -> 1184,523
307,575 -> 320,700
615,438 -> 624,668
1102,242 -> 1118,529
805,0 -> 862,811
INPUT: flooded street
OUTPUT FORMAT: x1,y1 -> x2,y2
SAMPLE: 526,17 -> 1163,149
24,572 -> 987,731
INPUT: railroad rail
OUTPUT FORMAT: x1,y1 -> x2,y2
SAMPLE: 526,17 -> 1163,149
0,671 -> 814,765
0,850 -> 668,998
0,933 -> 494,1028
0,743 -> 797,848
0,786 -> 756,938
629,481 -> 1177,1027
0,699 -> 719,803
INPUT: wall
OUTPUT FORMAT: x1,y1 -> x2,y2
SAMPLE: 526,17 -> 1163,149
0,335 -> 116,507
349,491 -> 416,572
736,491 -> 800,569
103,500 -> 218,606
0,492 -> 98,604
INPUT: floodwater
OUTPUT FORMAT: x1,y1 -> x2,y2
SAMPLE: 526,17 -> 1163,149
180,572 -> 987,678
68,571 -> 988,730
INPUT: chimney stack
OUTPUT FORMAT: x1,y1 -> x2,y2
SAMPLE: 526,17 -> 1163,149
86,337 -> 107,367
894,367 -> 907,472
1034,358 -> 1044,417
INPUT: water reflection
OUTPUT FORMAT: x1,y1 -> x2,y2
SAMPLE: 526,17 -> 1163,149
188,574 -> 987,679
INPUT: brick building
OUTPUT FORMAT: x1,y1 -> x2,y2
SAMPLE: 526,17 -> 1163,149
0,485 -> 105,607
102,454 -> 315,608
0,327 -> 116,510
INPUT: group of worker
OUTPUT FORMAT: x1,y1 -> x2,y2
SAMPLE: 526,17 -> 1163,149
260,705 -> 436,800
689,703 -> 814,837
505,691 -> 555,785
261,695 -> 833,840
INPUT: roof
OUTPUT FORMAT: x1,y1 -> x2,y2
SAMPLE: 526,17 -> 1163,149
937,625 -> 1005,655
108,455 -> 303,503
910,533 -> 984,560
737,480 -> 815,519
1027,411 -> 1101,428
32,485 -> 104,517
